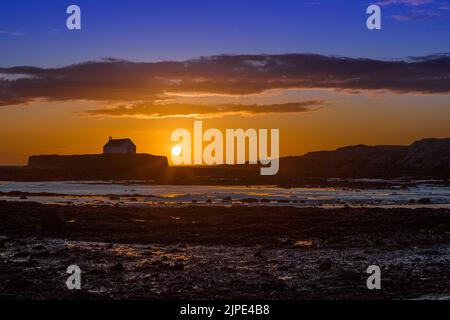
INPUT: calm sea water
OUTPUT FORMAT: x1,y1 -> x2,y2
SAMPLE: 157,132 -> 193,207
1,180 -> 450,208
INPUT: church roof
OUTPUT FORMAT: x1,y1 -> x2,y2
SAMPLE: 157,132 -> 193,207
104,138 -> 135,148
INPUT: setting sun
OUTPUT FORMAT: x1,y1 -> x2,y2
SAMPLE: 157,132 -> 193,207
171,145 -> 182,157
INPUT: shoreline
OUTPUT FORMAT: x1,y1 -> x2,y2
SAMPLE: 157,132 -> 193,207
1,179 -> 450,209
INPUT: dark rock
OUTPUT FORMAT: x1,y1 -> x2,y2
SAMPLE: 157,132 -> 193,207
156,262 -> 172,270
110,263 -> 125,272
32,250 -> 51,258
420,249 -> 442,255
318,259 -> 332,271
19,195 -> 28,200
170,262 -> 185,271
151,260 -> 163,266
86,268 -> 107,275
278,237 -> 294,245
144,250 -> 153,256
70,290 -> 95,300
352,256 -> 366,261
222,266 -> 234,272
383,278 -> 395,287
14,251 -> 29,258
340,270 -> 361,282
254,250 -> 264,258
5,277 -> 38,290
261,280 -> 286,290
42,211 -> 65,231
241,198 -> 259,203
23,259 -> 38,267
418,198 -> 432,204
166,247 -> 182,254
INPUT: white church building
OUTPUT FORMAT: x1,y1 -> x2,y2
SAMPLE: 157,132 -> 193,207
103,137 -> 136,154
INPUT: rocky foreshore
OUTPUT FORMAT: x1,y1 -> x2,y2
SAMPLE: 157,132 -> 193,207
1,201 -> 450,299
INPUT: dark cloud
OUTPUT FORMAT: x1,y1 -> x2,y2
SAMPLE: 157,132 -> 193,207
81,101 -> 323,119
1,54 -> 449,108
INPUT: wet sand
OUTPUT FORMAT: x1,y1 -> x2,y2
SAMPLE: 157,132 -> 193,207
2,180 -> 450,209
1,201 -> 450,299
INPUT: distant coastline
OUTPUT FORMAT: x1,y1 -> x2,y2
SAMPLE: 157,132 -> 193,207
1,138 -> 449,183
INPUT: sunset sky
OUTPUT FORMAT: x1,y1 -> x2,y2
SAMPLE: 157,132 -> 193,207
1,0 -> 450,165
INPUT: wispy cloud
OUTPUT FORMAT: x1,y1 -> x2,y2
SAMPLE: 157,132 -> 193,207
376,0 -> 450,20
0,73 -> 34,81
376,0 -> 434,6
439,2 -> 450,10
391,8 -> 441,19
80,101 -> 324,119
0,30 -> 24,36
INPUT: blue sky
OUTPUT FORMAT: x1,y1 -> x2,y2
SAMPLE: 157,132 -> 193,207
1,0 -> 449,67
